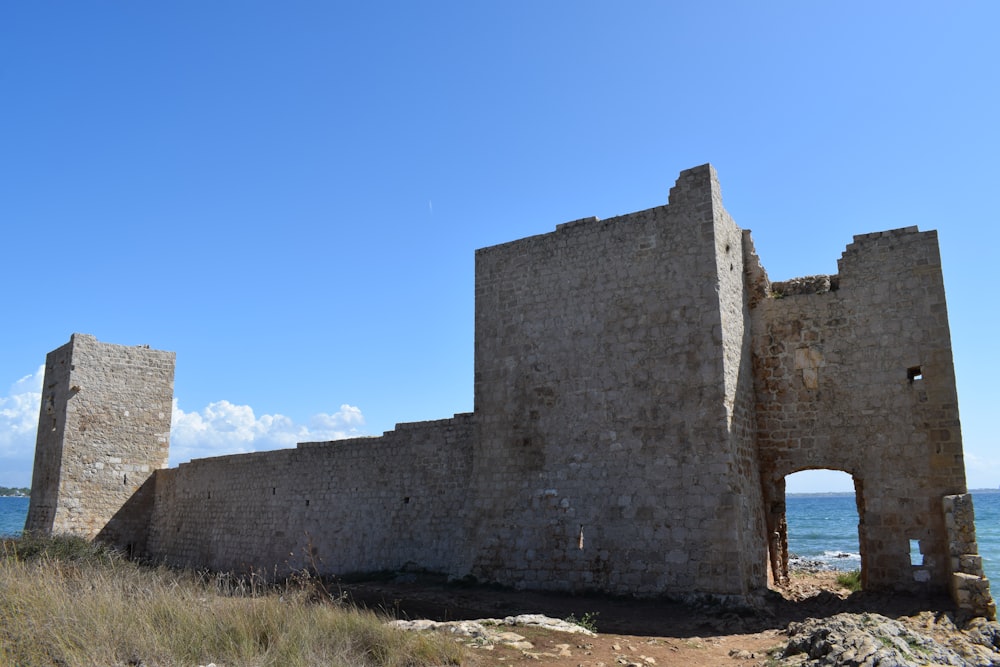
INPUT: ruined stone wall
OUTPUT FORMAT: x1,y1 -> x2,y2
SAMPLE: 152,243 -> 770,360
25,334 -> 174,539
143,414 -> 473,577
751,227 -> 968,593
943,494 -> 995,617
464,165 -> 767,598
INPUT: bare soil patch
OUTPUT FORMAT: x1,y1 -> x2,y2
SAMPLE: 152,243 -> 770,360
338,571 -> 960,666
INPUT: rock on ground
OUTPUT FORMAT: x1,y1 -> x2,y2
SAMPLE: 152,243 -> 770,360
388,613 -> 596,651
780,612 -> 1000,666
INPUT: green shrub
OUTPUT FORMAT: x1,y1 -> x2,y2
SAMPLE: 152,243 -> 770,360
565,611 -> 599,632
835,569 -> 862,592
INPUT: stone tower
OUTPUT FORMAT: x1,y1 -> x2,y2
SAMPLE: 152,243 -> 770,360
466,164 -> 768,597
24,334 -> 175,540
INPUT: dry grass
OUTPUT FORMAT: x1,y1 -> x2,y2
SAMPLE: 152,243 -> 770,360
0,535 -> 466,667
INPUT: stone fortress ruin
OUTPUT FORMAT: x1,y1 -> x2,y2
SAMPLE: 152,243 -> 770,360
24,165 -> 994,616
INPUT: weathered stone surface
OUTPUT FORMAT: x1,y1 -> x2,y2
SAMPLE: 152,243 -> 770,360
751,224 -> 992,615
24,334 -> 174,548
781,612 -> 1000,666
771,274 -> 838,296
388,613 -> 595,650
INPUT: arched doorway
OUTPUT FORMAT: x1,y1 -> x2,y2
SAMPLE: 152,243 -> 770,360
764,469 -> 867,590
785,470 -> 862,584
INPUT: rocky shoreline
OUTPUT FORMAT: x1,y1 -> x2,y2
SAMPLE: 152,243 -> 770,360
787,553 -> 859,573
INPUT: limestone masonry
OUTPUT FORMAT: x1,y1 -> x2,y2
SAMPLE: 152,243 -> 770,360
25,165 -> 994,616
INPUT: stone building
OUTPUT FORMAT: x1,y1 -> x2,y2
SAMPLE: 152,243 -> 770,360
24,334 -> 174,546
25,165 -> 993,616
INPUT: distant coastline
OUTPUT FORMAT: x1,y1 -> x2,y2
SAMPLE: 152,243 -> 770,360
0,488 -> 30,498
788,488 -> 1000,498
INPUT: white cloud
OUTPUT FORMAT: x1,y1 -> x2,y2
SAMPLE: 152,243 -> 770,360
169,399 -> 366,466
0,363 -> 365,484
0,366 -> 43,486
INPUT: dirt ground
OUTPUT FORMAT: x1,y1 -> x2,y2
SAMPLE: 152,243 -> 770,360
339,570 -> 960,666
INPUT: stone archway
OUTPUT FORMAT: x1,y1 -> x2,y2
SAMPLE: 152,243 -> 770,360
763,468 -> 866,589
784,470 -> 863,585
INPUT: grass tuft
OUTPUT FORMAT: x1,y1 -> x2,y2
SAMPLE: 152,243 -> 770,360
835,569 -> 862,592
0,535 -> 465,666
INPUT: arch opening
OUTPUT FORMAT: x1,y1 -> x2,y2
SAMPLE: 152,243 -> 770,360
765,469 -> 865,592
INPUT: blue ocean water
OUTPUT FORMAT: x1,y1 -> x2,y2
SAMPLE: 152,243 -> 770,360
2,493 -> 998,583
787,491 -> 1000,583
0,496 -> 29,537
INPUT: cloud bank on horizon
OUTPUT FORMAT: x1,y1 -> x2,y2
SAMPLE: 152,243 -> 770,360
0,368 -> 44,483
0,368 -> 366,487
170,399 -> 365,465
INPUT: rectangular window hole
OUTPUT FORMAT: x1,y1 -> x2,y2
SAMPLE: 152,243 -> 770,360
908,366 -> 923,382
909,539 -> 922,566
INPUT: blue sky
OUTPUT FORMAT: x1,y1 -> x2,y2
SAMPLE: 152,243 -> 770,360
1,2 -> 996,494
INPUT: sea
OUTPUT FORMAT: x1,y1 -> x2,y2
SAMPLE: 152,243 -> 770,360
2,493 -> 999,582
785,491 -> 1000,583
0,496 -> 29,538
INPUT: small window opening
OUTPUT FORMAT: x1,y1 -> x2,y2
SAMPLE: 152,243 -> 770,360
207,491 -> 211,499
578,525 -> 585,550
305,499 -> 310,507
403,496 -> 410,504
272,487 -> 276,495
909,539 -> 922,566
123,474 -> 127,485
908,366 -> 923,382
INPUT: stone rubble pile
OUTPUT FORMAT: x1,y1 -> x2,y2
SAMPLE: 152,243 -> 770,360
779,612 -> 1000,666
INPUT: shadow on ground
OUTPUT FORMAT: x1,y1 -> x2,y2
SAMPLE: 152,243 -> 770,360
335,571 -> 955,638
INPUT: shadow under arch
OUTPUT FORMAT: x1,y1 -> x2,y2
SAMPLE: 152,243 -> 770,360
764,467 -> 866,590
